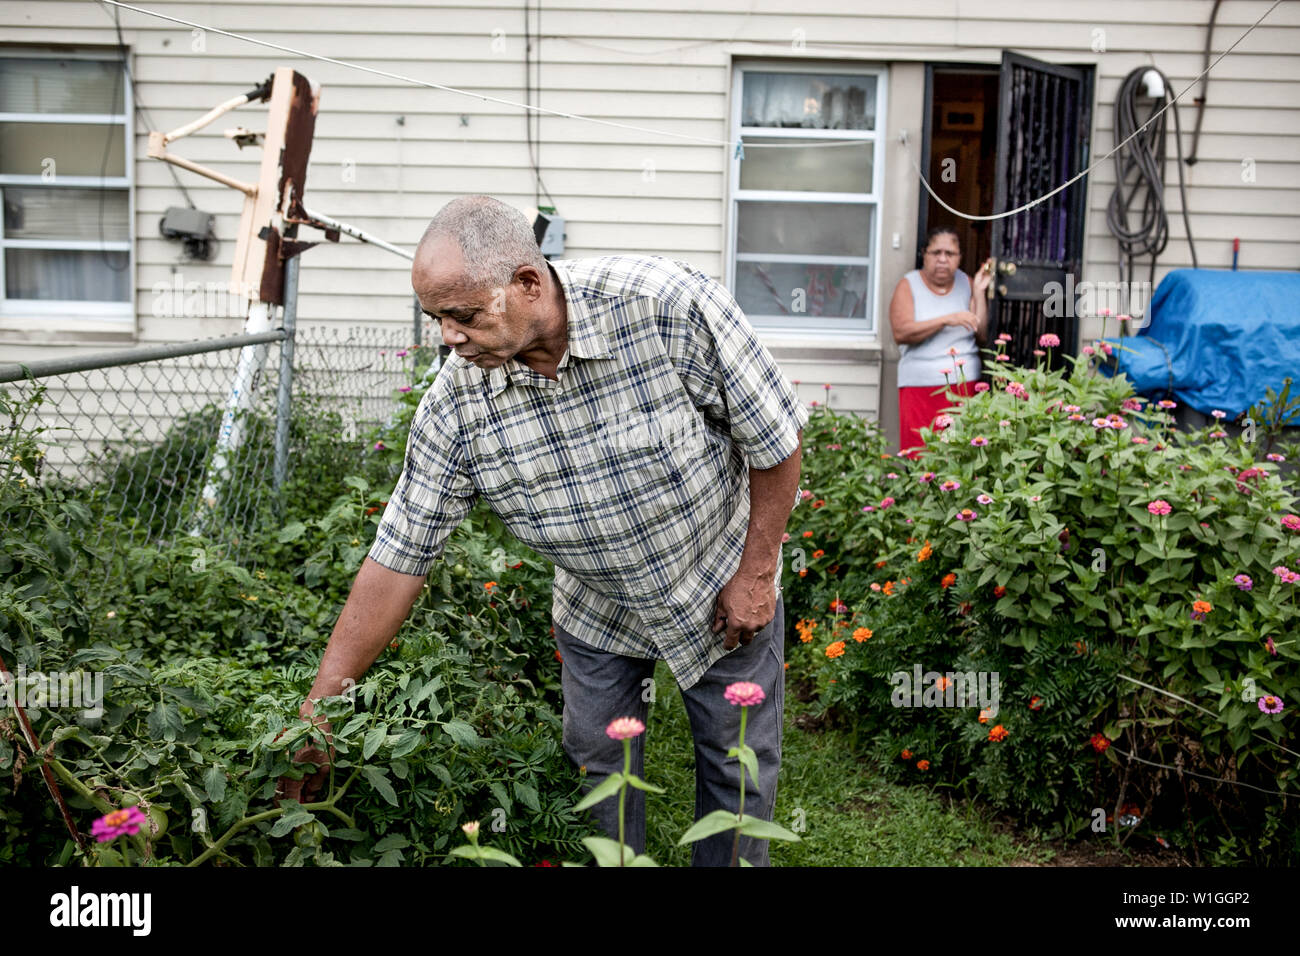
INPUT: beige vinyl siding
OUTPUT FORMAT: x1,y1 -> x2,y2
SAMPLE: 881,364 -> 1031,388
0,0 -> 1295,434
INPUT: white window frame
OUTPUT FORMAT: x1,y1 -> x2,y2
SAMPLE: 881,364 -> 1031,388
0,48 -> 136,333
726,61 -> 887,340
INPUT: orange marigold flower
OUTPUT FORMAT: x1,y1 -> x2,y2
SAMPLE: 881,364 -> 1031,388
882,581 -> 895,596
988,724 -> 1009,742
812,549 -> 825,559
798,568 -> 808,577
978,709 -> 992,723
825,641 -> 846,659
783,662 -> 790,670
829,598 -> 849,613
916,759 -> 930,771
993,585 -> 1007,598
802,530 -> 814,538
813,499 -> 825,508
901,748 -> 913,760
852,627 -> 873,642
1074,640 -> 1087,655
829,564 -> 840,574
957,601 -> 972,616
875,560 -> 887,569
916,542 -> 933,562
484,581 -> 497,591
936,676 -> 952,691
940,573 -> 956,589
1029,696 -> 1043,711
554,649 -> 563,663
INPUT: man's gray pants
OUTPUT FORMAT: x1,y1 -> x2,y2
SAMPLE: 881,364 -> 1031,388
554,596 -> 785,867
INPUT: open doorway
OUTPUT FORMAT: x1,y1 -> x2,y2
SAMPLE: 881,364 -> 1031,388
917,55 -> 1094,370
919,67 -> 999,272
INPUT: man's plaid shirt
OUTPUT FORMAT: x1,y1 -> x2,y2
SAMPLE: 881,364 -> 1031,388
368,254 -> 808,689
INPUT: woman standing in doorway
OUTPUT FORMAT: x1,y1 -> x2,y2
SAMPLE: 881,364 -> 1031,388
890,226 -> 993,458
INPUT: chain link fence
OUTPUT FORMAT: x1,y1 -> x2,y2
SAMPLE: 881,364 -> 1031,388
1,320 -> 443,580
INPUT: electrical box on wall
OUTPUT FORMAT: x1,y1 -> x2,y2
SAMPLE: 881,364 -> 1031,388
530,207 -> 565,257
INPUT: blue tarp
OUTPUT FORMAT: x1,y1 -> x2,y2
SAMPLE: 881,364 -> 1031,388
1099,269 -> 1300,420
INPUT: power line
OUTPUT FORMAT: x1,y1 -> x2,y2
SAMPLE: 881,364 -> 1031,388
902,0 -> 1283,222
101,0 -> 1282,222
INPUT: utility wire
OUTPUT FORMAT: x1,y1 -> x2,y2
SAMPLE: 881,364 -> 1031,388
101,0 -> 1281,225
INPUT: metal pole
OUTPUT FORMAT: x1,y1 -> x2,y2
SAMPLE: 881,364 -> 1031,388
273,255 -> 300,494
413,292 -> 422,348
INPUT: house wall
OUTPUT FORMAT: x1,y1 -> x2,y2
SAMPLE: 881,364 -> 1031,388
2,1 -> 1296,441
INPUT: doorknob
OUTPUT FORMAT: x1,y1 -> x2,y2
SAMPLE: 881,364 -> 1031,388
998,261 -> 1017,275
998,284 -> 1008,297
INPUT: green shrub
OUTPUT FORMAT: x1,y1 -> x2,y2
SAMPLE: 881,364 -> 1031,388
782,354 -> 1300,864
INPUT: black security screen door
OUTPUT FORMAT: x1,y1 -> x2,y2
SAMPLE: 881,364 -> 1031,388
989,51 -> 1092,371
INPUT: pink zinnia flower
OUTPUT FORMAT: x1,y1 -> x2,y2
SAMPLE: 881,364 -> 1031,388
934,414 -> 954,430
1281,514 -> 1300,532
1131,436 -> 1149,444
373,441 -> 387,451
1092,418 -> 1110,429
801,490 -> 813,500
1209,430 -> 1227,438
1032,349 -> 1045,357
861,505 -> 875,512
398,385 -> 412,393
940,479 -> 961,492
1234,574 -> 1253,591
947,347 -> 959,356
1038,333 -> 1060,348
396,350 -> 408,358
1258,695 -> 1284,715
955,359 -> 966,367
996,354 -> 1011,362
940,369 -> 954,378
1098,342 -> 1113,356
1082,346 -> 1095,356
606,717 -> 646,740
977,493 -> 993,504
885,472 -> 899,479
996,332 -> 1012,342
879,497 -> 896,509
725,682 -> 766,708
974,382 -> 990,393
956,509 -> 978,522
1210,409 -> 1226,419
1266,453 -> 1286,463
1157,400 -> 1177,410
1265,636 -> 1277,656
1116,314 -> 1131,323
1122,398 -> 1142,411
1147,500 -> 1172,516
1029,495 -> 1042,502
919,472 -> 936,483
1272,566 -> 1300,584
1005,382 -> 1027,399
999,419 -> 1011,427
970,436 -> 989,447
91,806 -> 148,843
1068,414 -> 1085,421
780,532 -> 790,543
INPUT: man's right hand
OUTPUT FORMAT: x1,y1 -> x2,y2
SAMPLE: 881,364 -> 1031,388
273,710 -> 335,807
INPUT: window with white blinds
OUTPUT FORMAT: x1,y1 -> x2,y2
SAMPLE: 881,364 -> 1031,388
0,53 -> 132,316
728,65 -> 885,334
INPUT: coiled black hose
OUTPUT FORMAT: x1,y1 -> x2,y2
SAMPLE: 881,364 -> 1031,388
1105,67 -> 1199,289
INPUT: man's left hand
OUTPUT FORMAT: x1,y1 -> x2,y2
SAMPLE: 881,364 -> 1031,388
712,569 -> 777,650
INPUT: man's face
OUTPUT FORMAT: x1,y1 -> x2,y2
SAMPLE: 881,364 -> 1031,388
413,237 -> 534,370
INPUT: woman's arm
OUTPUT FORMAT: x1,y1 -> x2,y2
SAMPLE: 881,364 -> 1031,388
890,279 -> 978,346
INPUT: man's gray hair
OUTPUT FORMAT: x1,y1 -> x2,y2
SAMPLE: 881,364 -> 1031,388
421,195 -> 547,293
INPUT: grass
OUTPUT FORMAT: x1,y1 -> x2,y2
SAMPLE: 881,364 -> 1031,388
641,661 -> 1053,867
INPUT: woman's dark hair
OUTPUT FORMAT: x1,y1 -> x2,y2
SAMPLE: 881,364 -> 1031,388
922,225 -> 961,253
